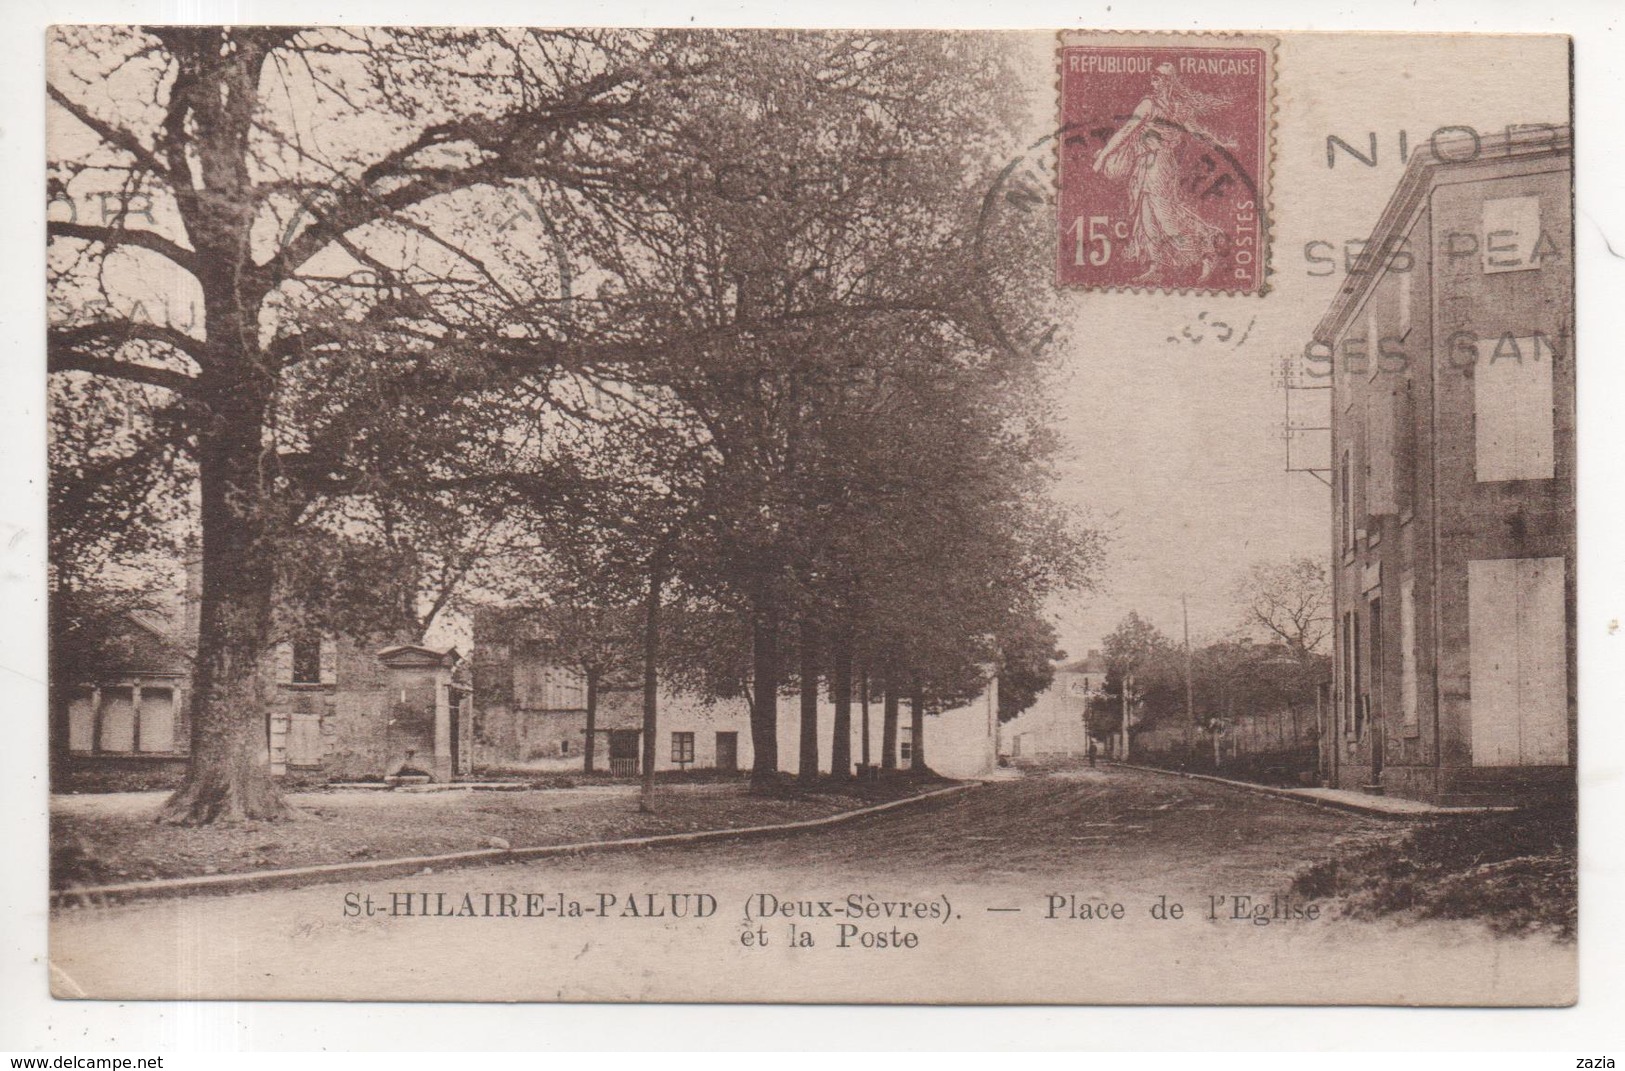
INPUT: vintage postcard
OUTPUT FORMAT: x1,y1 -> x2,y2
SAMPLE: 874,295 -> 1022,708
44,28 -> 1575,1005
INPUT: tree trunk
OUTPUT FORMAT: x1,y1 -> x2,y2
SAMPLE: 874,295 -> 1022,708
749,592 -> 780,790
639,547 -> 666,814
830,629 -> 853,779
156,33 -> 288,825
910,677 -> 927,773
798,618 -> 820,782
859,665 -> 872,770
159,407 -> 286,824
583,665 -> 599,774
881,676 -> 899,772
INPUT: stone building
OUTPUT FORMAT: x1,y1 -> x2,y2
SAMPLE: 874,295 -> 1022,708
62,608 -> 192,766
472,605 -> 999,779
1316,126 -> 1574,804
58,565 -> 472,782
999,651 -> 1106,762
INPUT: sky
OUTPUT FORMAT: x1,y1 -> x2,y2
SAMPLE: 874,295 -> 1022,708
1025,33 -> 1572,658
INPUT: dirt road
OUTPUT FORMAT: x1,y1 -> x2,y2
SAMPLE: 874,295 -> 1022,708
48,766 -> 1574,1005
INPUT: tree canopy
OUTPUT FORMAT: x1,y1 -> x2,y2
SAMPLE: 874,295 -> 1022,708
48,27 -> 1103,817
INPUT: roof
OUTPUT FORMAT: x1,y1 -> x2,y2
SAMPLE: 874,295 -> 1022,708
62,609 -> 190,681
1312,125 -> 1572,346
1060,649 -> 1107,675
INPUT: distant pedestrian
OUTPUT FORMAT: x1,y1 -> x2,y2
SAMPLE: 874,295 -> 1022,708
1087,739 -> 1098,768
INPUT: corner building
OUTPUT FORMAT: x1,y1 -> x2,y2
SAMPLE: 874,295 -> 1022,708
1317,127 -> 1574,804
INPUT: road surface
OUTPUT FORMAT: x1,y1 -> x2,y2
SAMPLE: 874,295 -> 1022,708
48,765 -> 1574,1004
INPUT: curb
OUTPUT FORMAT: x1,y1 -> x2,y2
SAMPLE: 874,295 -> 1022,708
1105,761 -> 1501,821
52,782 -> 978,908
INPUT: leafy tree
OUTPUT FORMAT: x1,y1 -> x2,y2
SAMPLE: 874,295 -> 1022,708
1092,612 -> 1183,749
577,31 -> 1081,786
49,27 -> 1105,812
996,614 -> 1066,723
48,26 -> 693,822
47,373 -> 189,778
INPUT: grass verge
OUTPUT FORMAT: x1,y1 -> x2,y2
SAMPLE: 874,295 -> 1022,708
52,774 -> 949,890
1290,804 -> 1576,941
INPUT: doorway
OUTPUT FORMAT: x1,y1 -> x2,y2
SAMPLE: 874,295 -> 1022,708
1367,595 -> 1384,784
715,731 -> 738,772
608,730 -> 640,777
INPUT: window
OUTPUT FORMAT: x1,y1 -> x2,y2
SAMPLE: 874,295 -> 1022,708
68,689 -> 95,752
1340,448 -> 1355,553
1399,575 -> 1418,732
100,687 -> 136,751
671,731 -> 695,768
136,687 -> 176,753
1396,261 -> 1412,338
1366,396 -> 1396,517
1474,336 -> 1555,482
560,739 -> 571,756
1367,596 -> 1384,734
1341,610 -> 1364,739
67,685 -> 179,754
291,635 -> 323,684
286,711 -> 322,767
1353,611 -> 1364,740
1396,382 -> 1418,517
1340,613 -> 1352,734
899,730 -> 913,763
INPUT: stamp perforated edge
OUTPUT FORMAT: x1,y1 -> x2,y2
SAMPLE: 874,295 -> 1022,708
1051,29 -> 1280,298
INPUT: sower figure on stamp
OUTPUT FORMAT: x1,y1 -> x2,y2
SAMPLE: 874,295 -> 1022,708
1091,61 -> 1234,285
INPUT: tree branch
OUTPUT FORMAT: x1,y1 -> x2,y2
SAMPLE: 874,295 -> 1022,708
49,323 -> 202,393
49,221 -> 199,278
47,82 -> 172,181
264,68 -> 641,280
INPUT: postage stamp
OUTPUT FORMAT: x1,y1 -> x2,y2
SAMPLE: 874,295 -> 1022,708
1056,32 -> 1276,294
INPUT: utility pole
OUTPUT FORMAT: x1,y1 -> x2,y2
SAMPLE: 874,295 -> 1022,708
638,538 -> 669,814
1120,672 -> 1132,761
1182,593 -> 1196,749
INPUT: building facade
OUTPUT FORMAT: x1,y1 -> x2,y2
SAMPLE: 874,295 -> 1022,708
1317,127 -> 1574,804
63,610 -> 192,764
58,577 -> 471,782
473,607 -> 999,779
265,637 -> 472,781
998,651 -> 1106,762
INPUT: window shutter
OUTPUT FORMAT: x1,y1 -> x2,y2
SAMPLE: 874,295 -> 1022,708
319,637 -> 337,685
1474,337 -> 1555,482
1366,390 -> 1397,516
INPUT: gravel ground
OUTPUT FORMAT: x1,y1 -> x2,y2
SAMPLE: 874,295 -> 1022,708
50,776 -> 942,887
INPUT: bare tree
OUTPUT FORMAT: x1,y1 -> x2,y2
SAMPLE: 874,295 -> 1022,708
1233,556 -> 1333,660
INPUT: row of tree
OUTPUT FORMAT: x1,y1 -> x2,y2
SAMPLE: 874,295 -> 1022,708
48,28 -> 1102,823
1089,557 -> 1333,748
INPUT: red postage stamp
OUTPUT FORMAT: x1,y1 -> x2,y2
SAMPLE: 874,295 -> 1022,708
1056,32 -> 1276,294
